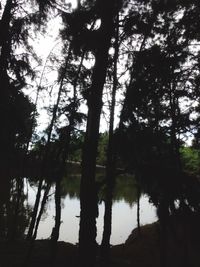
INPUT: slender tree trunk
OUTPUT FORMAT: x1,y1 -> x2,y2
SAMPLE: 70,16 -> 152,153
169,81 -> 181,172
51,46 -> 84,240
26,46 -> 72,240
6,178 -> 14,239
0,174 -> 11,239
79,3 -> 116,267
137,183 -> 141,236
50,128 -> 71,255
23,183 -> 51,267
49,127 -> 71,266
32,182 -> 51,240
26,178 -> 43,239
10,177 -> 24,240
46,44 -> 72,150
0,0 -> 12,65
51,179 -> 61,243
49,177 -> 61,267
25,42 -> 61,152
100,13 -> 119,264
49,51 -> 84,265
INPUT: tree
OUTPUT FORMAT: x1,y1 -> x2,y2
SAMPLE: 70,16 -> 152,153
115,2 -> 200,266
0,0 -> 58,242
62,1 -> 124,266
100,11 -> 119,262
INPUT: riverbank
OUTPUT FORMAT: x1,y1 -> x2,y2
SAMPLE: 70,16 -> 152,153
1,218 -> 200,267
0,223 -> 160,267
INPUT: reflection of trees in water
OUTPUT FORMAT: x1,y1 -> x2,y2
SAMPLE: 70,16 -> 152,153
9,164 -> 200,267
0,177 -> 32,240
139,164 -> 200,216
113,175 -> 137,206
59,173 -> 137,206
4,169 -> 140,243
61,175 -> 81,199
0,171 -> 143,244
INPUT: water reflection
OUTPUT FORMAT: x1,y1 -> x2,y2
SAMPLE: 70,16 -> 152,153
29,174 -> 157,245
0,172 -> 157,245
0,176 -> 31,240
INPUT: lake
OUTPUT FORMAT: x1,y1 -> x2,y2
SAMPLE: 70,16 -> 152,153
27,174 -> 157,245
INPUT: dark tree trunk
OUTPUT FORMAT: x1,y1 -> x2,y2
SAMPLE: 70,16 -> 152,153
169,81 -> 181,172
10,177 -> 24,240
26,46 -> 72,240
26,178 -> 43,240
137,184 -> 141,236
0,173 -> 11,239
24,183 -> 51,266
0,0 -> 12,67
0,0 -> 13,172
51,178 -> 61,243
32,182 -> 51,240
25,43 -> 64,152
157,200 -> 169,267
50,129 -> 71,261
49,177 -> 61,266
79,3 -> 116,266
100,13 -> 119,263
49,50 -> 84,265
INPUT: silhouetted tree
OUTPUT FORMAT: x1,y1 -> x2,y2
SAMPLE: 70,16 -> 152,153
62,1 -> 124,266
100,11 -> 119,263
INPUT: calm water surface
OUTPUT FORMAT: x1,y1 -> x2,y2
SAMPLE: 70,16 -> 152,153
28,176 -> 157,245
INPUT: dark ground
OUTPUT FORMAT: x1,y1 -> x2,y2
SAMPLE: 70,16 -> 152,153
1,217 -> 200,267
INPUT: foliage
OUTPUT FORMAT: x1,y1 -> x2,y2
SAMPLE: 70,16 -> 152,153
180,146 -> 200,174
96,132 -> 109,166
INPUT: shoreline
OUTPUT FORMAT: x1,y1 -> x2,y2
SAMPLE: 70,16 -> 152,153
0,222 -> 159,267
1,218 -> 200,267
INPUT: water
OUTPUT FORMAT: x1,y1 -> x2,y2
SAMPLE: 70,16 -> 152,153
28,178 -> 157,245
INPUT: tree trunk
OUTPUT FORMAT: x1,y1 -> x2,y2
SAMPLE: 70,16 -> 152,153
49,50 -> 84,265
52,178 -> 61,243
26,46 -> 72,240
50,128 -> 71,263
100,13 -> 119,263
49,177 -> 61,267
24,183 -> 51,266
137,183 -> 141,236
32,182 -> 51,240
79,3 -> 116,267
0,0 -> 12,64
0,173 -> 11,239
169,81 -> 181,172
158,200 -> 169,267
26,178 -> 43,239
0,0 -> 13,173
10,177 -> 24,240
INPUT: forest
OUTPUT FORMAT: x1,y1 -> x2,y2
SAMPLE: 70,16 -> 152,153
1,0 -> 200,266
